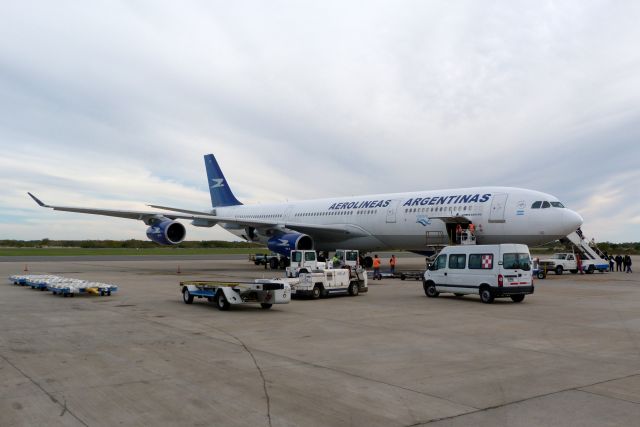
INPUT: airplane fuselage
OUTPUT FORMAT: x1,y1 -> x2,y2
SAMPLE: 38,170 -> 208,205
214,186 -> 583,252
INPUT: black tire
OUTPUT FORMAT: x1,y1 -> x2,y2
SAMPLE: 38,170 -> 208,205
182,287 -> 194,304
454,293 -> 464,297
570,269 -> 578,274
424,282 -> 439,298
216,292 -> 231,311
555,265 -> 563,275
254,261 -> 260,266
363,256 -> 373,268
480,286 -> 494,304
260,303 -> 273,310
537,271 -> 546,279
311,285 -> 322,300
269,257 -> 279,270
511,294 -> 525,303
348,282 -> 359,296
586,265 -> 595,274
400,274 -> 406,281
298,268 -> 308,277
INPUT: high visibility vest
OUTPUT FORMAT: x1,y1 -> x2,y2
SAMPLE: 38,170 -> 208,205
373,258 -> 381,268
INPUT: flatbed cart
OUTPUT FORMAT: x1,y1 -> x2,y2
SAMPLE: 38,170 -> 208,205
398,270 -> 425,281
180,280 -> 291,311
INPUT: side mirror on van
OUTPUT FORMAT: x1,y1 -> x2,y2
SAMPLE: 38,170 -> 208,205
428,263 -> 437,271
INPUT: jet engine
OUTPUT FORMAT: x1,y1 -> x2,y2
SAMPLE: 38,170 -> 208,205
146,219 -> 186,245
267,232 -> 314,256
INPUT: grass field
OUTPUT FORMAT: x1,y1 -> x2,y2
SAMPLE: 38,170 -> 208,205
0,247 -> 269,257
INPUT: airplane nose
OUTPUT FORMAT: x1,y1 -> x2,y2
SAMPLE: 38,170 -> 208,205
563,209 -> 583,232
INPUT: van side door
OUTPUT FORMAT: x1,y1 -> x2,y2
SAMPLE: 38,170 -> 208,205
442,254 -> 466,292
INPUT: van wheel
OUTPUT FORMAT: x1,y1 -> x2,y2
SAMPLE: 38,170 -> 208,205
400,274 -> 406,280
570,269 -> 578,274
454,293 -> 464,297
348,283 -> 359,296
216,292 -> 231,311
182,287 -> 194,304
480,287 -> 494,304
537,271 -> 546,279
311,285 -> 322,299
511,294 -> 525,303
424,282 -> 439,298
555,266 -> 563,275
260,303 -> 273,309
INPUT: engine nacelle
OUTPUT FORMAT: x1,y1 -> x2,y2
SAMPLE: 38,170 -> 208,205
146,219 -> 186,245
267,232 -> 313,257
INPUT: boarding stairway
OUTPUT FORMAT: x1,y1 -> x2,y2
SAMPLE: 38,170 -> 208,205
559,231 -> 610,272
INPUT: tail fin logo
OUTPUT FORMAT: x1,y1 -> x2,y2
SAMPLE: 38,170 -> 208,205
210,178 -> 225,189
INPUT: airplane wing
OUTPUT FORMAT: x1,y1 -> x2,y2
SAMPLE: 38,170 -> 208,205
28,193 -> 219,225
29,194 -> 369,238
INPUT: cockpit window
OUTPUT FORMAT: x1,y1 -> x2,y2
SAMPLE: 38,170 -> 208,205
550,202 -> 565,208
531,201 -> 542,209
541,201 -> 551,208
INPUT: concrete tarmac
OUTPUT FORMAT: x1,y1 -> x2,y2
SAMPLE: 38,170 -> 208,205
1,256 -> 639,426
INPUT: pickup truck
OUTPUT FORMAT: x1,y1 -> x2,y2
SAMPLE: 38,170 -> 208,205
538,253 -> 603,275
249,252 -> 288,269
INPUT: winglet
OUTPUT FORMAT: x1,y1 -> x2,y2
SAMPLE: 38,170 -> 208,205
28,192 -> 49,207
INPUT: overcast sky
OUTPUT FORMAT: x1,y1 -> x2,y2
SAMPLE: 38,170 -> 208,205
1,1 -> 639,243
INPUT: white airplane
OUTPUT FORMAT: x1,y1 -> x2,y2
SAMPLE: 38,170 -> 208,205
29,154 -> 583,265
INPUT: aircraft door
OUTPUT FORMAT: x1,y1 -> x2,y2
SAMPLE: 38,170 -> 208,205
489,193 -> 508,223
386,200 -> 400,223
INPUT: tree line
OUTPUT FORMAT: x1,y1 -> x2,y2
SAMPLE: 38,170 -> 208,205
0,239 -> 264,249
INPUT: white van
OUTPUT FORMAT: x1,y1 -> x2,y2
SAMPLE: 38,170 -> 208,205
423,244 -> 534,303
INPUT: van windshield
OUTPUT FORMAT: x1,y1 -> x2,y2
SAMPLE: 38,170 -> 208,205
503,253 -> 531,270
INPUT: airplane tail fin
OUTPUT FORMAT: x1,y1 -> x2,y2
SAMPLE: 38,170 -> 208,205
204,154 -> 242,207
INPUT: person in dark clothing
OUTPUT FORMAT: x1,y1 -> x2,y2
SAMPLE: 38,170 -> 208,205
624,255 -> 632,273
609,256 -> 614,272
616,255 -> 623,272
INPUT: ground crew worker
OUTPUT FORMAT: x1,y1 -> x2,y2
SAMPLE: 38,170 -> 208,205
389,255 -> 397,275
576,253 -> 583,274
468,222 -> 475,235
331,254 -> 340,268
373,255 -> 381,280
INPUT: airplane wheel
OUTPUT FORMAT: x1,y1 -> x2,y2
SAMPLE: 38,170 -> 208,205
260,303 -> 273,310
363,256 -> 373,268
269,258 -> 279,270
